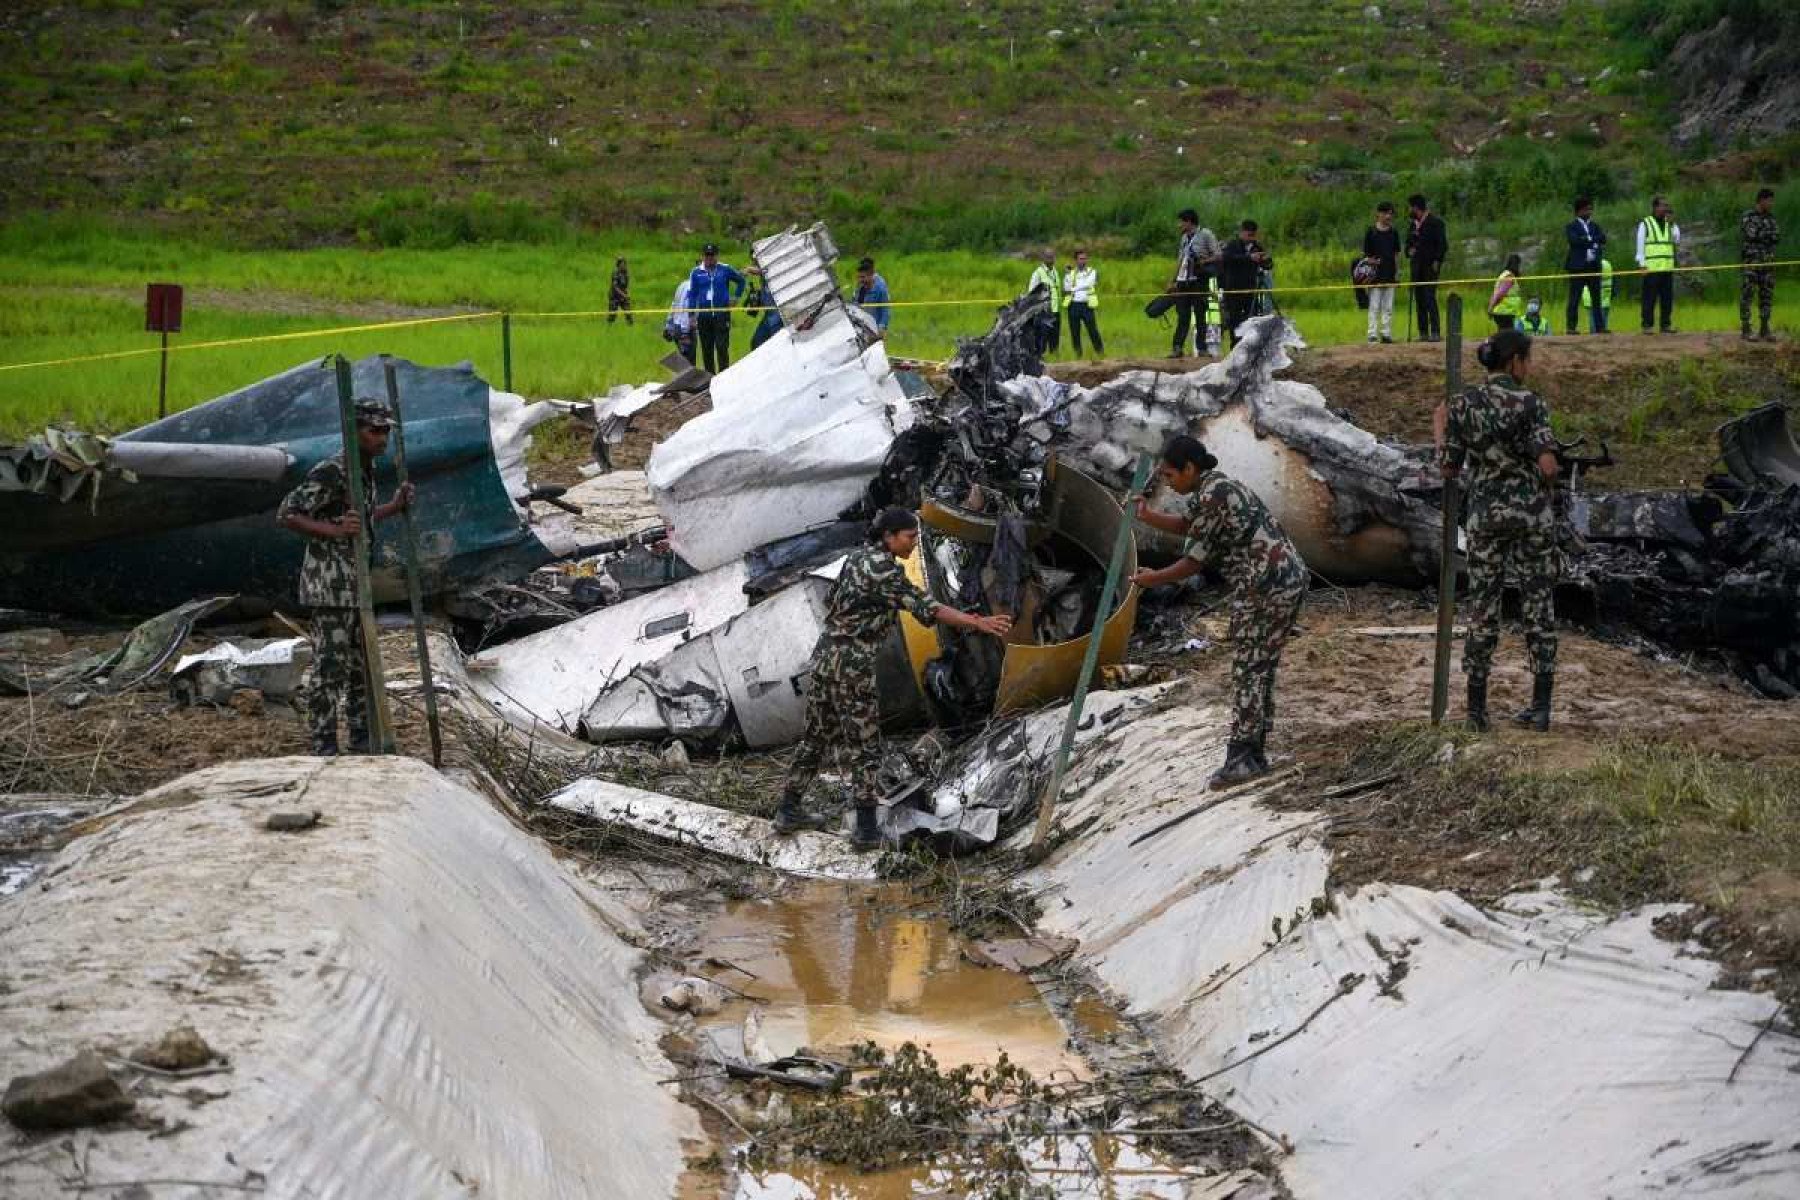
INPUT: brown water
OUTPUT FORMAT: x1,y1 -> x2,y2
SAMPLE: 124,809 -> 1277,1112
681,880 -> 1198,1199
692,879 -> 1082,1077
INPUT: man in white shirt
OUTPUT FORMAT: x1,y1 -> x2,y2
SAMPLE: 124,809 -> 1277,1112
1063,248 -> 1103,358
1635,195 -> 1681,334
1172,208 -> 1219,357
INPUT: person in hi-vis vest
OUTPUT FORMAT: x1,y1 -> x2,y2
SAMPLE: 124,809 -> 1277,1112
1635,196 -> 1681,334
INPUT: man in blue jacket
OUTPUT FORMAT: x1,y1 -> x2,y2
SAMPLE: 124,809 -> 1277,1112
1563,197 -> 1608,334
688,243 -> 747,373
853,257 -> 891,336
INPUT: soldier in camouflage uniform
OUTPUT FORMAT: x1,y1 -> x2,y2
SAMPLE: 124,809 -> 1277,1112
774,508 -> 1012,850
1741,188 -> 1779,342
1441,328 -> 1562,732
1131,435 -> 1309,789
276,399 -> 414,755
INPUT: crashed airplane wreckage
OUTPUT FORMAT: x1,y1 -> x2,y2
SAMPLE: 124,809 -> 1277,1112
0,357 -> 579,617
470,228 -> 1444,759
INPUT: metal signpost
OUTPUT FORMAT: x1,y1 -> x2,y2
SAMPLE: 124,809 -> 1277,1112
145,283 -> 183,419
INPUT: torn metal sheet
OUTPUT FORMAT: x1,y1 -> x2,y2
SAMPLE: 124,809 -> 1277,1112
0,595 -> 232,697
1019,317 -> 1439,584
909,460 -> 1141,713
646,225 -> 915,573
169,637 -> 311,706
1569,490 -> 1720,550
0,356 -> 574,617
580,578 -> 830,746
467,559 -> 753,734
545,777 -> 881,882
1717,401 -> 1800,491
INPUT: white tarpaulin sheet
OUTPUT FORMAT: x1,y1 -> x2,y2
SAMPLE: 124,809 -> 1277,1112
646,226 -> 912,573
1013,691 -> 1800,1199
0,756 -> 694,1199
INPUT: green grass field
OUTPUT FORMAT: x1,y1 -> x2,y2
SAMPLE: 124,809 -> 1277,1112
2,219 -> 1785,435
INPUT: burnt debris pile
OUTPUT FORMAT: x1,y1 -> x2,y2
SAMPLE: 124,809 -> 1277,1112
1564,454 -> 1800,697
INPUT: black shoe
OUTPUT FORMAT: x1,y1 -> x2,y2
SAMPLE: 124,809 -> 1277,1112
1511,673 -> 1554,733
772,792 -> 826,836
848,805 -> 884,852
1466,677 -> 1490,733
1168,350 -> 1187,359
309,738 -> 340,757
1760,327 -> 1776,342
1380,335 -> 1394,344
1743,326 -> 1755,341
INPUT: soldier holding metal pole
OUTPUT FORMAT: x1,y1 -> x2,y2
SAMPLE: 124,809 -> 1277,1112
277,398 -> 414,756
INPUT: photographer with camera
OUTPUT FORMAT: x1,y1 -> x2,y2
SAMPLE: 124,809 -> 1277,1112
1218,221 -> 1271,349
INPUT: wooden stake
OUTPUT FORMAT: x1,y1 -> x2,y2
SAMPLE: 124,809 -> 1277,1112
384,357 -> 443,767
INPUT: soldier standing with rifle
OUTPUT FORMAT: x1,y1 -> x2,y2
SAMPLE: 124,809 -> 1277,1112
1441,329 -> 1562,732
772,508 -> 1012,850
277,399 -> 414,756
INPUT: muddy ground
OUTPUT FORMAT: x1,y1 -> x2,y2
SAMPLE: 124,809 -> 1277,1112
4,336 -> 1798,1192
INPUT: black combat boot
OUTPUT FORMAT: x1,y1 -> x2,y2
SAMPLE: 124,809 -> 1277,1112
346,725 -> 372,755
309,734 -> 340,757
848,805 -> 884,852
1245,732 -> 1270,774
1742,323 -> 1755,341
1208,741 -> 1261,790
1466,677 -> 1490,733
1511,673 -> 1554,732
771,790 -> 826,836
1760,322 -> 1776,342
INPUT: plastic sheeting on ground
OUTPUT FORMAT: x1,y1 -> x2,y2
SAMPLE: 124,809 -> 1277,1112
1013,689 -> 1800,1199
0,756 -> 694,1199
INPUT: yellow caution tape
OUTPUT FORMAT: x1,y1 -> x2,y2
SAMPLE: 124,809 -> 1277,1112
0,311 -> 500,373
1,257 -> 1794,375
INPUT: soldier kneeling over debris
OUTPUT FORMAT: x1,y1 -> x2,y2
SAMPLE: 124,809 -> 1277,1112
1129,436 -> 1308,789
276,399 -> 414,756
774,508 -> 1013,850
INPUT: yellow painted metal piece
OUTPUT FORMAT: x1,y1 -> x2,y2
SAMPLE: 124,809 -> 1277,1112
897,546 -> 940,693
912,460 -> 1140,715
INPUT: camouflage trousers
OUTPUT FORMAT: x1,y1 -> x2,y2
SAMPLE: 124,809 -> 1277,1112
303,607 -> 369,753
1227,574 -> 1307,743
1740,267 -> 1774,329
783,638 -> 883,809
1461,525 -> 1559,681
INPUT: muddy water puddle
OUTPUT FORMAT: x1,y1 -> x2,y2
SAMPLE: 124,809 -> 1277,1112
681,880 -> 1197,1199
692,879 -> 1081,1076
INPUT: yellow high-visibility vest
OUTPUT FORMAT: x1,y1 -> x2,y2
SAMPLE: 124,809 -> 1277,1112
1642,216 -> 1675,272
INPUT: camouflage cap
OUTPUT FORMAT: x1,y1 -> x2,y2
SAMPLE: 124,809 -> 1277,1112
353,398 -> 394,428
